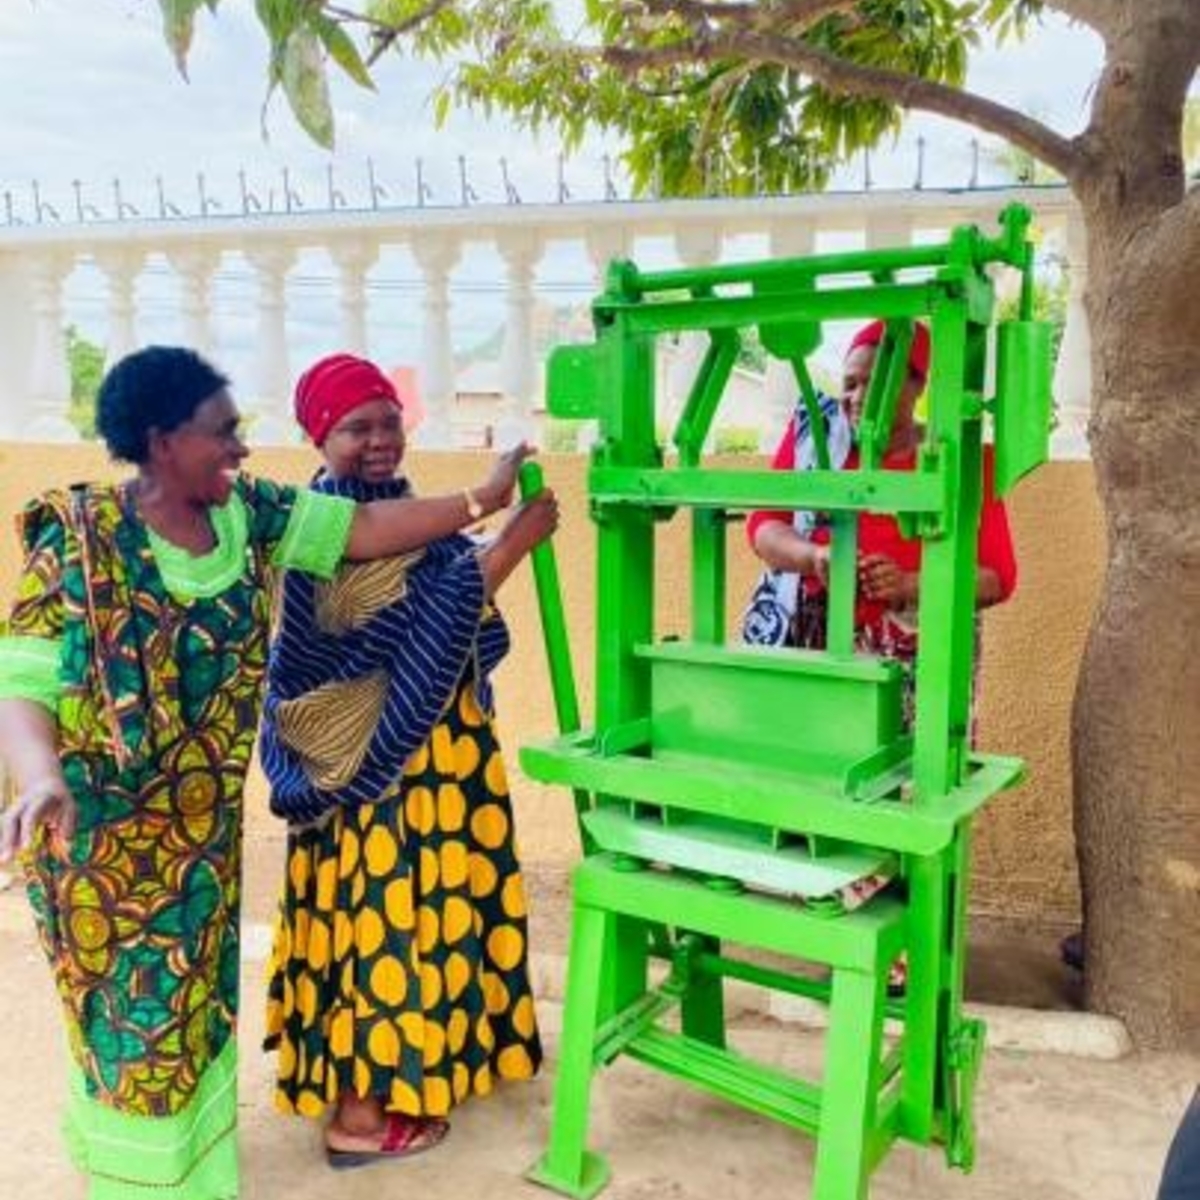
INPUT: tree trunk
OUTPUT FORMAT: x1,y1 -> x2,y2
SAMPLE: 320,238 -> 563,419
1071,199 -> 1200,1047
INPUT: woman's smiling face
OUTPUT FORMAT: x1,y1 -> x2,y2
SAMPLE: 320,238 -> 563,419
152,389 -> 249,505
840,343 -> 924,442
320,398 -> 406,483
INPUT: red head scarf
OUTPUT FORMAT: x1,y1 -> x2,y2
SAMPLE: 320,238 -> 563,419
293,353 -> 402,445
847,320 -> 931,382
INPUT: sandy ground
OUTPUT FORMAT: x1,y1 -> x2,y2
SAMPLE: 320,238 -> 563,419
0,859 -> 1192,1200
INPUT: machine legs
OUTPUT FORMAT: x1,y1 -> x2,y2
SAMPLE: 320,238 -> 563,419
528,900 -> 612,1198
811,966 -> 888,1200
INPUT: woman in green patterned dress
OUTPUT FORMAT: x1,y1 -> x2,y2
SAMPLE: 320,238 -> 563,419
260,353 -> 555,1168
0,345 -> 533,1200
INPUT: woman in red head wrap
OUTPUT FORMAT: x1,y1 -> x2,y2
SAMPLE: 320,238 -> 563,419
745,319 -> 1015,658
293,352 -> 403,447
261,353 -> 556,1167
743,320 -> 1016,992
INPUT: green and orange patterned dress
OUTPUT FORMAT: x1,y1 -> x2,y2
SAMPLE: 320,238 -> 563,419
0,477 -> 354,1200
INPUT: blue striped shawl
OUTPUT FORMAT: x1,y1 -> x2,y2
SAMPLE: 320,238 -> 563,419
260,473 -> 509,824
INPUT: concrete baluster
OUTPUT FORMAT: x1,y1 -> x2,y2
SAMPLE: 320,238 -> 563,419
412,235 -> 461,449
95,248 -> 144,368
584,225 -> 631,287
497,230 -> 543,445
245,246 -> 297,444
0,253 -> 36,438
331,239 -> 378,357
168,247 -> 219,359
27,254 -> 77,441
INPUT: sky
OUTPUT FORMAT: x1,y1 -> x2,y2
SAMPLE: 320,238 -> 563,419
0,1 -> 1111,387
0,2 -> 1107,210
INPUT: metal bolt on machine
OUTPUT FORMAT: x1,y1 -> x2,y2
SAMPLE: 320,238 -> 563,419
517,203 -> 1052,1200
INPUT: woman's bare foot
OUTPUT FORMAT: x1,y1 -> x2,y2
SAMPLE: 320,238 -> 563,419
330,1091 -> 386,1137
478,490 -> 559,596
326,1103 -> 450,1169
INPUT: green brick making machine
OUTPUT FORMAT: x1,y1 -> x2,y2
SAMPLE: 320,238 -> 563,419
518,204 -> 1051,1200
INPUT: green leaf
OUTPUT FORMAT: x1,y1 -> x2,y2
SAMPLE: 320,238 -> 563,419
158,0 -> 207,79
255,0 -> 300,42
366,0 -> 417,21
281,27 -> 335,148
311,14 -> 376,91
184,0 -> 1051,197
433,85 -> 452,127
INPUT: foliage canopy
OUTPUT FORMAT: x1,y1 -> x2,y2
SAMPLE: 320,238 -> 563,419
158,0 -> 1052,195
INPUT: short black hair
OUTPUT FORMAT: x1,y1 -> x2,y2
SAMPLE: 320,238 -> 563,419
96,345 -> 230,464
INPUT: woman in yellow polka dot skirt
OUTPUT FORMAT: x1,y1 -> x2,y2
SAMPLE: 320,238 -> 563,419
259,355 -> 557,1167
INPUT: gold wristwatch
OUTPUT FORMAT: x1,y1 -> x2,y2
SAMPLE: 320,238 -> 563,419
463,487 -> 484,521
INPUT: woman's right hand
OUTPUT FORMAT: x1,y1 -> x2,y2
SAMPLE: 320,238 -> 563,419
0,771 -> 76,863
476,443 -> 536,515
751,522 -> 831,584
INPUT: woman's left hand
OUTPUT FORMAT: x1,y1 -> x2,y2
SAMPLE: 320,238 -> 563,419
0,772 -> 76,863
857,553 -> 917,609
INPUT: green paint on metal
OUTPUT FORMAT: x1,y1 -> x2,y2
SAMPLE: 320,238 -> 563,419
519,462 -> 594,852
994,321 -> 1052,495
673,330 -> 740,465
521,205 -> 1050,1200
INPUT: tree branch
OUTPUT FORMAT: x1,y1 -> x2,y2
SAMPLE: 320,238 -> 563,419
771,0 -> 864,21
636,0 -> 860,22
606,28 -> 1084,180
1072,4 -> 1200,218
629,0 -> 1111,43
1046,0 -> 1118,36
320,0 -> 456,64
636,0 -> 757,19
